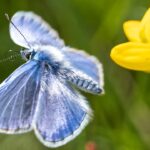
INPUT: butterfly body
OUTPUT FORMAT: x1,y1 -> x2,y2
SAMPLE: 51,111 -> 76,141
0,11 -> 104,148
22,46 -> 102,95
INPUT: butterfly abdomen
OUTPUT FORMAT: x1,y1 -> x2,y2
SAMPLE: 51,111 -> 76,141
59,69 -> 101,94
70,77 -> 101,94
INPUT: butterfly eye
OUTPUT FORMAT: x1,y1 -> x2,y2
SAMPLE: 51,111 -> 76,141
20,50 -> 32,61
25,52 -> 31,60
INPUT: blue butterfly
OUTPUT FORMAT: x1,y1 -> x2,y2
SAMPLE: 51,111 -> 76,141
0,11 -> 104,148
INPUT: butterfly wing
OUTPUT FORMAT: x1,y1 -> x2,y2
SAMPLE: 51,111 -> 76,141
33,71 -> 92,148
10,11 -> 64,49
0,60 -> 41,133
64,47 -> 104,93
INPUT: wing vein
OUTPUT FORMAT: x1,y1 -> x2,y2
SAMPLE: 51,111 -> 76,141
8,94 -> 18,127
19,67 -> 38,123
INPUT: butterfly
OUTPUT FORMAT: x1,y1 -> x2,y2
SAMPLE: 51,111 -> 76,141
0,11 -> 104,148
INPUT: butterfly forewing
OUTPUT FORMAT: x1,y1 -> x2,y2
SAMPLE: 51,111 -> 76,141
10,11 -> 64,49
0,60 -> 41,133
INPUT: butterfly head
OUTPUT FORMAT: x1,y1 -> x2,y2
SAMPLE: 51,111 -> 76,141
20,48 -> 36,61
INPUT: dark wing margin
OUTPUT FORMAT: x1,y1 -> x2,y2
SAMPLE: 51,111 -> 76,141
33,70 -> 92,148
0,60 -> 41,134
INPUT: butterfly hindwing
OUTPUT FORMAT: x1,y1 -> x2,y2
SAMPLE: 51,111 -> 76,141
0,60 -> 41,133
64,47 -> 104,93
10,11 -> 64,49
33,70 -> 92,148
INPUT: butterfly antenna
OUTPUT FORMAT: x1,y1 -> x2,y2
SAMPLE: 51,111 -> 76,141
5,13 -> 32,49
0,53 -> 21,63
9,49 -> 21,54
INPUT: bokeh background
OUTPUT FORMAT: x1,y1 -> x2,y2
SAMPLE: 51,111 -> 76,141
0,0 -> 150,150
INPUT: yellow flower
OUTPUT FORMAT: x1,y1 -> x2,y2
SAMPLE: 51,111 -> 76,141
110,8 -> 150,71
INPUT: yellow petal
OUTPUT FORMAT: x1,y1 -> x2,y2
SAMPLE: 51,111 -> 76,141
140,8 -> 150,42
110,42 -> 150,71
123,21 -> 141,42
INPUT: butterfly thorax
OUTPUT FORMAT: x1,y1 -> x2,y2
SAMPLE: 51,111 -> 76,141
33,46 -> 64,62
23,46 -> 69,74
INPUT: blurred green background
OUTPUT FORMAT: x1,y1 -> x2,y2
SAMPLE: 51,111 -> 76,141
0,0 -> 150,150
